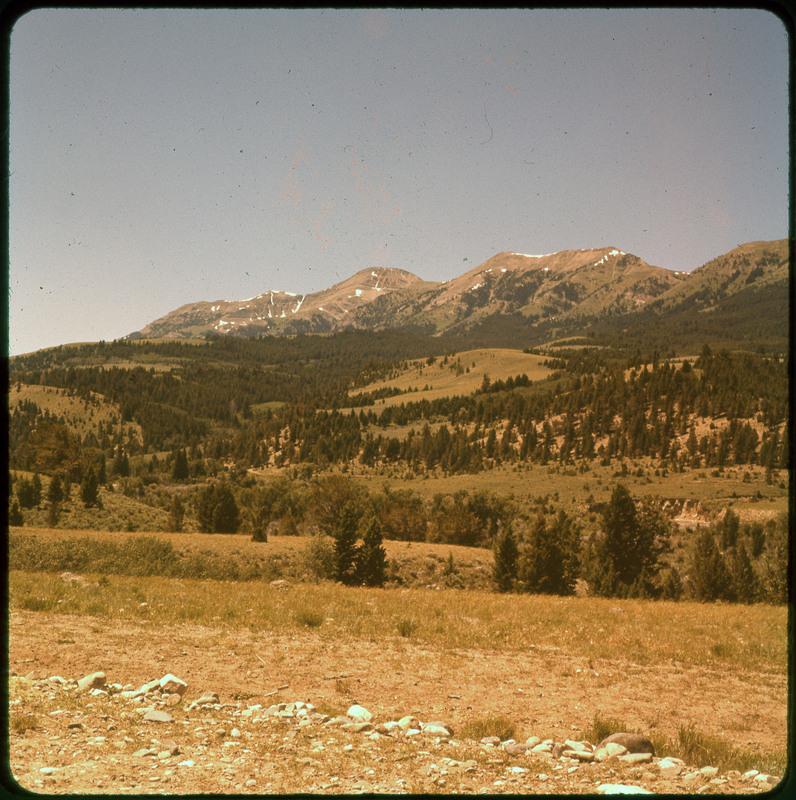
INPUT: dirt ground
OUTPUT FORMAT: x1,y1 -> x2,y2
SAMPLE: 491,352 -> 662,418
6,609 -> 788,795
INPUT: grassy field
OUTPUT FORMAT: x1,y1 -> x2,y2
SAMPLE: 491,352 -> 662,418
349,348 -> 552,408
8,567 -> 786,673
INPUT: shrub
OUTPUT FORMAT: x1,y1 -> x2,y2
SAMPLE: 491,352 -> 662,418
459,715 -> 516,742
302,533 -> 336,581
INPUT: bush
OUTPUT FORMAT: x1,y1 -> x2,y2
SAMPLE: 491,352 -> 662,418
302,533 -> 336,581
459,715 -> 516,742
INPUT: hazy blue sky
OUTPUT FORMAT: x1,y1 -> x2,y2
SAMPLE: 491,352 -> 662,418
8,8 -> 789,355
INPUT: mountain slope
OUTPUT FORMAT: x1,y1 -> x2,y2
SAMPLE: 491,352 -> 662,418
126,240 -> 788,344
130,267 -> 423,340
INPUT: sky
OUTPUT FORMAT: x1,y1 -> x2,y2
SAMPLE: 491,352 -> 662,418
7,7 -> 790,355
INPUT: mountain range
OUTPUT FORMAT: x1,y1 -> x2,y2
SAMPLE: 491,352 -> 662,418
127,239 -> 789,343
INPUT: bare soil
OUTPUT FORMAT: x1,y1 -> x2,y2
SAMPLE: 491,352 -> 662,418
7,609 -> 787,795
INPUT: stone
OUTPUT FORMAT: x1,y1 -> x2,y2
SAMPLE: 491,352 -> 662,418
619,752 -> 653,765
159,674 -> 187,696
504,742 -> 529,755
347,704 -> 373,723
166,693 -> 183,706
143,710 -> 175,723
526,736 -> 541,747
422,724 -> 452,738
658,758 -> 684,778
341,722 -> 374,733
597,732 -> 656,756
141,678 -> 161,693
597,785 -> 654,795
700,766 -> 718,778
270,579 -> 290,590
594,742 -> 629,761
77,672 -> 106,691
532,742 -> 552,754
133,748 -> 157,758
562,749 -> 595,762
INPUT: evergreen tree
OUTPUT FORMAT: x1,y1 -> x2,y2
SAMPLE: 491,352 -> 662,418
80,466 -> 100,508
585,485 -> 669,598
357,515 -> 387,587
492,524 -> 519,593
16,477 -> 37,510
211,484 -> 240,533
47,473 -> 64,505
728,542 -> 758,603
30,474 -> 43,508
167,495 -> 185,533
518,510 -> 580,596
172,448 -> 189,481
332,501 -> 361,585
196,484 -> 240,533
9,498 -> 23,527
689,530 -> 735,602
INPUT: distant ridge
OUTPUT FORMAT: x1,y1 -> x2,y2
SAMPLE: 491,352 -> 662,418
126,240 -> 789,342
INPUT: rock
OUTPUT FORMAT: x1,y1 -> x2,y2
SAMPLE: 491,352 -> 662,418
526,736 -> 541,747
133,748 -> 157,758
597,785 -> 654,795
423,720 -> 454,735
165,693 -> 183,706
597,732 -> 656,756
141,678 -> 162,693
658,757 -> 684,778
504,742 -> 529,755
754,774 -> 779,786
742,769 -> 760,781
562,749 -> 595,762
595,742 -> 628,760
270,579 -> 290,590
481,735 -> 501,746
397,715 -> 420,731
700,766 -> 718,778
189,692 -> 219,708
77,672 -> 106,691
531,742 -> 552,754
341,722 -> 374,733
143,710 -> 175,723
347,704 -> 373,723
619,752 -> 653,765
159,674 -> 187,696
422,724 -> 452,738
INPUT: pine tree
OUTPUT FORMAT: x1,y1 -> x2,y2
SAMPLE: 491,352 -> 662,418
333,501 -> 361,586
519,510 -> 580,596
80,467 -> 100,508
728,542 -> 758,603
172,448 -> 189,481
357,515 -> 387,587
47,474 -> 64,505
492,524 -> 519,593
167,495 -> 184,533
9,498 -> 23,527
690,530 -> 734,602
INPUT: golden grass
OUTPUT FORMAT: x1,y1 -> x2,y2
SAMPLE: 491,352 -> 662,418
9,571 -> 787,675
349,348 -> 552,408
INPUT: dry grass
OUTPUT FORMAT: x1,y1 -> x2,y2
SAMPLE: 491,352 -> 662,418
8,570 -> 787,675
349,348 -> 552,408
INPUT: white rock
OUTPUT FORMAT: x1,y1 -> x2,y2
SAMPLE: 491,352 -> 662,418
160,674 -> 187,696
398,715 -> 420,731
77,672 -> 106,691
347,704 -> 373,723
700,766 -> 719,778
658,758 -> 683,778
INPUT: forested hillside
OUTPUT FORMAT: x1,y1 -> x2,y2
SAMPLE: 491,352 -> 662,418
8,308 -> 790,606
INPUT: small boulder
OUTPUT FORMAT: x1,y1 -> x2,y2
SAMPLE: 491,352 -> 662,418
347,704 -> 373,723
143,710 -> 175,723
77,672 -> 106,692
397,715 -> 420,731
657,758 -> 684,778
504,742 -> 529,756
159,674 -> 187,696
597,784 -> 653,795
596,732 -> 656,756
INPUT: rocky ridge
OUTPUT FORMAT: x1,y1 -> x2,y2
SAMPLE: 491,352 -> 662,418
9,669 -> 782,795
